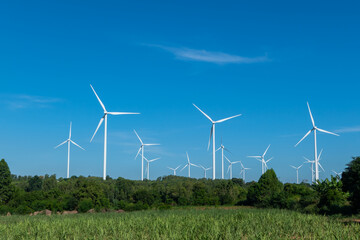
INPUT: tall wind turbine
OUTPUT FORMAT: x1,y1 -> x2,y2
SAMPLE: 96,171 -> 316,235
225,156 -> 241,179
143,156 -> 160,180
167,165 -> 181,176
248,144 -> 272,174
180,152 -> 199,178
193,104 -> 241,180
134,130 -> 160,181
199,165 -> 212,178
55,122 -> 85,178
90,84 -> 140,180
295,102 -> 339,182
239,161 -> 250,182
290,164 -> 303,184
216,139 -> 231,179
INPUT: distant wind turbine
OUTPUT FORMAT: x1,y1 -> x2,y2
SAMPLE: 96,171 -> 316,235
180,152 -> 199,178
143,156 -> 160,180
290,164 -> 303,184
90,84 -> 140,180
304,149 -> 324,183
55,122 -> 85,178
167,165 -> 181,176
225,156 -> 241,179
216,139 -> 231,179
199,165 -> 212,178
332,170 -> 342,178
134,130 -> 160,181
193,104 -> 241,180
295,102 -> 339,182
248,144 -> 272,174
239,161 -> 250,182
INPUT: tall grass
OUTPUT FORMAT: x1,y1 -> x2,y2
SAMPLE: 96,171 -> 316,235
0,208 -> 359,239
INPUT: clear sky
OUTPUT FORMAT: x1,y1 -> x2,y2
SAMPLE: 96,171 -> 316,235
1,1 -> 359,183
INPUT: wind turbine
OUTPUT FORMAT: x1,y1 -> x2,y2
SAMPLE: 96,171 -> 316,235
193,104 -> 241,180
239,161 -> 250,182
180,152 -> 199,178
55,122 -> 85,178
290,164 -> 303,184
295,102 -> 339,182
216,139 -> 231,179
167,165 -> 181,176
248,144 -> 272,174
332,170 -> 342,178
304,149 -> 324,183
134,130 -> 160,181
90,84 -> 140,180
225,156 -> 241,179
143,156 -> 160,180
199,165 -> 212,178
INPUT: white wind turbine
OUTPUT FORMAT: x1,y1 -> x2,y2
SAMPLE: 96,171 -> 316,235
239,161 -> 250,182
332,170 -> 342,178
193,104 -> 241,180
134,130 -> 160,181
143,156 -> 160,180
199,165 -> 212,178
295,102 -> 339,182
225,156 -> 241,179
248,144 -> 273,174
55,122 -> 85,178
290,164 -> 303,184
216,139 -> 231,179
90,84 -> 140,180
167,165 -> 181,176
180,152 -> 199,178
304,149 -> 324,183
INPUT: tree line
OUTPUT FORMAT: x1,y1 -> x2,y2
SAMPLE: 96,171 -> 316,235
0,157 -> 359,215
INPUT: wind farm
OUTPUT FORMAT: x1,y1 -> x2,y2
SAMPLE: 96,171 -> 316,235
2,1 -> 360,239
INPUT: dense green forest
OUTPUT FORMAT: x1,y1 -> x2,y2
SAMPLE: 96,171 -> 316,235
0,157 -> 359,215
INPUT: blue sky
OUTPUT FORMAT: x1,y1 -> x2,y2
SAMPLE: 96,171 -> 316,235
1,1 -> 359,183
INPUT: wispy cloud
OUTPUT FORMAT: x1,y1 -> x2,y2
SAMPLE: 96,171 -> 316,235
334,126 -> 360,134
145,44 -> 268,64
1,94 -> 62,109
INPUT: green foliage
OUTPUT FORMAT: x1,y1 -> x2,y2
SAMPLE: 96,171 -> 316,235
342,156 -> 360,211
0,159 -> 13,204
27,175 -> 43,192
78,198 -> 94,213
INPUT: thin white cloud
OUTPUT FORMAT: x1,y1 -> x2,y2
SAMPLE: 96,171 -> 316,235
1,94 -> 62,109
334,126 -> 360,134
146,44 -> 268,64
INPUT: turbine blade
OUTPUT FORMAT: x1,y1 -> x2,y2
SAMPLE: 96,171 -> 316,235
307,102 -> 315,128
227,165 -> 231,174
69,122 -> 72,139
318,162 -> 325,172
224,147 -> 232,154
193,103 -> 213,122
295,130 -> 312,147
90,117 -> 104,142
90,84 -> 106,112
190,163 -> 199,167
180,164 -> 188,172
54,140 -> 68,149
215,114 -> 242,123
224,155 -> 231,163
186,152 -> 190,163
316,128 -> 340,137
135,147 -> 142,159
263,144 -> 271,157
108,112 -> 140,115
70,140 -> 85,150
247,156 -> 261,159
207,125 -> 213,151
144,144 -> 160,146
290,165 -> 297,169
149,158 -> 160,162
318,149 -> 323,160
266,157 -> 274,163
215,146 -> 222,152
133,130 -> 143,145
175,165 -> 181,170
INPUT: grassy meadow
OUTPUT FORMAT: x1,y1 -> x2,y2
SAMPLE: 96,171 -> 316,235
0,207 -> 359,240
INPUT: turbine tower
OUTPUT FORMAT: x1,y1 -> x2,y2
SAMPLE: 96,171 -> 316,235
167,165 -> 181,176
248,144 -> 273,174
193,104 -> 241,180
180,152 -> 199,178
225,156 -> 241,179
90,84 -> 140,180
295,102 -> 339,182
216,139 -> 231,179
134,130 -> 160,181
55,122 -> 85,178
290,164 -> 303,184
199,165 -> 212,178
143,156 -> 160,180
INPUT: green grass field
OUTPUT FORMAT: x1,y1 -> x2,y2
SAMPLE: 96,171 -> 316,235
0,207 -> 359,239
